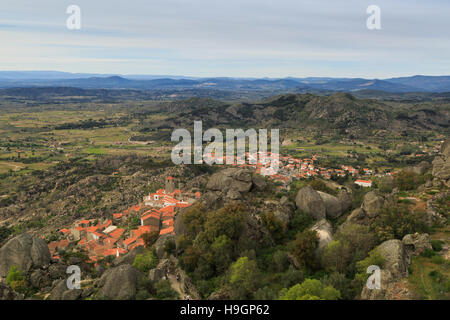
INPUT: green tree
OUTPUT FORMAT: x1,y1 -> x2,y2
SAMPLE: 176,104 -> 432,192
354,249 -> 385,289
372,204 -> 429,242
279,279 -> 340,300
133,250 -> 158,273
291,229 -> 318,269
229,257 -> 260,299
322,223 -> 376,275
154,279 -> 178,300
6,265 -> 27,294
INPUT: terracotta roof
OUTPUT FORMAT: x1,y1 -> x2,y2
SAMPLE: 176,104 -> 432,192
109,228 -> 124,239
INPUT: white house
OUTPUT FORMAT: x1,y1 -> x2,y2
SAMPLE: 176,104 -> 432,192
355,179 -> 372,187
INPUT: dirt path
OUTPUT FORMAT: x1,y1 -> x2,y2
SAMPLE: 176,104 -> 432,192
167,273 -> 186,299
0,162 -> 23,171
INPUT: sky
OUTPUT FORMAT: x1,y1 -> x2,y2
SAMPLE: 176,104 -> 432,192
0,0 -> 449,78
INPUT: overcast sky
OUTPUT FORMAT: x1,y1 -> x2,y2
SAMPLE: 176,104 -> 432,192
0,0 -> 449,78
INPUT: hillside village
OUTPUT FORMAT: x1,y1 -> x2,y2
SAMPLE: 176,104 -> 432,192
48,176 -> 199,265
204,150 -> 386,190
45,137 -> 447,266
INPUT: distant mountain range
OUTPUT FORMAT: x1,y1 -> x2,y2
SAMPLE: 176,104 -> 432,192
0,72 -> 450,93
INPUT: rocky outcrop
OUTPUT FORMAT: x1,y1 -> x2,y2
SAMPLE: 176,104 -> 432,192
317,191 -> 343,219
361,239 -> 410,300
432,139 -> 450,185
346,208 -> 370,225
0,234 -> 51,278
273,196 -> 296,225
112,246 -> 144,267
361,191 -> 385,218
402,233 -> 432,256
404,161 -> 431,175
295,186 -> 326,220
337,189 -> 352,213
153,234 -> 175,259
0,283 -> 22,300
376,240 -> 409,279
296,186 -> 347,220
30,269 -> 52,289
96,264 -> 142,300
203,168 -> 263,209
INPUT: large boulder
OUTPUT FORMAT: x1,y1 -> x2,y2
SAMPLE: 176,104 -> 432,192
310,219 -> 333,251
345,208 -> 370,225
206,168 -> 252,193
337,189 -> 352,213
96,264 -> 142,300
30,269 -> 52,289
153,234 -> 174,259
360,239 -> 410,300
48,263 -> 67,280
204,168 -> 257,207
273,196 -> 296,225
317,191 -> 343,219
361,192 -> 385,218
376,240 -> 408,280
295,186 -> 326,220
0,234 -> 51,277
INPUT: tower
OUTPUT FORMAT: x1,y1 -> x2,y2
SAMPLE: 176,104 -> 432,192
165,176 -> 175,193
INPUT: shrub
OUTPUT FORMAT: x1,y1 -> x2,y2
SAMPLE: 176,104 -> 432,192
291,230 -> 319,270
430,255 -> 445,265
394,171 -> 425,191
279,279 -> 340,300
354,249 -> 384,289
154,280 -> 178,300
133,250 -> 158,273
372,204 -> 429,242
262,212 -> 286,243
431,240 -> 444,252
420,249 -> 436,258
6,265 -> 28,294
228,256 -> 261,299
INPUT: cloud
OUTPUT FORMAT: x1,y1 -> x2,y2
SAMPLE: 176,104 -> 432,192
0,0 -> 449,77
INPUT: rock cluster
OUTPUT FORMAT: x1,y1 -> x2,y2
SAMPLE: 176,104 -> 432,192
361,233 -> 432,300
202,168 -> 266,209
295,186 -> 351,220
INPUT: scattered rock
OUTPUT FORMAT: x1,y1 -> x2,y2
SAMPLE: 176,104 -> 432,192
61,289 -> 82,300
30,269 -> 52,289
0,283 -> 22,300
48,263 -> 67,280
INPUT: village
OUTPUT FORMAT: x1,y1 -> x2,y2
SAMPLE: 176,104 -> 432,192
203,150 -> 382,189
46,138 -> 445,265
48,176 -> 200,265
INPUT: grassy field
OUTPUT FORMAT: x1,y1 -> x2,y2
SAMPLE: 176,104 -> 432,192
407,226 -> 450,300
